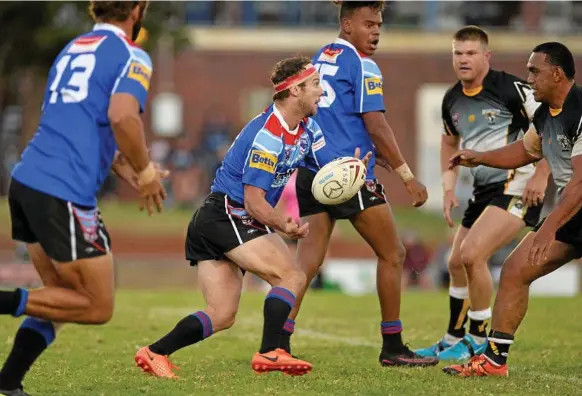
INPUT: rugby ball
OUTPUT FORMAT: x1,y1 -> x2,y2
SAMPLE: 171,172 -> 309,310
311,157 -> 367,205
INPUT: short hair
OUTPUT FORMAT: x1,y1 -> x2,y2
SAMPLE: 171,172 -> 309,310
453,25 -> 489,46
89,1 -> 147,23
271,55 -> 313,101
532,42 -> 576,80
335,1 -> 386,21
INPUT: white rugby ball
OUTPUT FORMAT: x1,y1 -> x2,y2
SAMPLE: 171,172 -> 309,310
311,157 -> 367,205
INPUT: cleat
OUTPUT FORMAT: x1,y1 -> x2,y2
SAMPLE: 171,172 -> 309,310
135,346 -> 179,379
438,335 -> 487,362
443,354 -> 508,377
379,344 -> 439,367
414,338 -> 454,358
251,348 -> 312,376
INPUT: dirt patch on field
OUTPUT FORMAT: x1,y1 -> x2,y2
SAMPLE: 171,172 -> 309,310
0,229 -> 376,259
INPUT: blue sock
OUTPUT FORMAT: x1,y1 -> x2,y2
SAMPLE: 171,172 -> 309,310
0,317 -> 55,390
260,287 -> 296,353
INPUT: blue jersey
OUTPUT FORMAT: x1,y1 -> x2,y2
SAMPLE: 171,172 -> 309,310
212,104 -> 324,207
306,38 -> 385,179
12,23 -> 152,207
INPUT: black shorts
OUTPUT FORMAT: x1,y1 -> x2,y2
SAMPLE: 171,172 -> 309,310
295,167 -> 387,220
461,181 -> 542,229
9,179 -> 111,263
534,208 -> 582,258
185,192 -> 272,265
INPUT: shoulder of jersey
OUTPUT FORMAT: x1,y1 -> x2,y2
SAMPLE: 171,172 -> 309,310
303,117 -> 322,133
562,84 -> 582,117
70,31 -> 152,69
443,81 -> 463,104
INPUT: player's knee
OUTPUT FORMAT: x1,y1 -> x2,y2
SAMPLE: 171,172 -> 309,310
86,298 -> 114,324
377,243 -> 406,268
459,239 -> 485,270
447,252 -> 463,273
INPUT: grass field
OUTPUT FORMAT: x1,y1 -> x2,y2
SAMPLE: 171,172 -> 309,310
0,198 -> 451,244
0,290 -> 580,395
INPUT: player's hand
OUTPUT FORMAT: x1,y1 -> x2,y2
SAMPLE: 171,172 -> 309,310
449,149 -> 481,169
111,155 -> 140,190
138,163 -> 168,216
354,147 -> 373,168
528,221 -> 556,266
443,190 -> 459,228
282,217 -> 310,240
522,173 -> 547,208
404,178 -> 428,207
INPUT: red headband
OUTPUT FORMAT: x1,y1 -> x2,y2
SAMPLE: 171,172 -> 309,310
273,65 -> 317,94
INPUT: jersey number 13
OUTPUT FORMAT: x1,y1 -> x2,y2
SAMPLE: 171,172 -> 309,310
48,54 -> 96,104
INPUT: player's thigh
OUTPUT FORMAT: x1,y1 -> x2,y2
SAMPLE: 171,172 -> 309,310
350,202 -> 405,261
461,205 -> 526,264
198,259 -> 243,315
500,232 -> 578,285
295,212 -> 335,274
226,233 -> 299,285
27,243 -> 61,287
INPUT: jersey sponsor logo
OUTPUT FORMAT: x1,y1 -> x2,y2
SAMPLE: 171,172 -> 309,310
557,134 -> 573,151
317,48 -> 344,64
249,150 -> 277,173
365,77 -> 383,95
452,112 -> 460,127
482,108 -> 501,124
128,61 -> 151,90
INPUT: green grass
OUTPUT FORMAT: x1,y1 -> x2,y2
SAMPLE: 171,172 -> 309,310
0,198 -> 450,244
0,290 -> 580,395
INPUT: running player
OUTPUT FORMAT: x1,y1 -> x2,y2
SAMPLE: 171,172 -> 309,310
0,2 -> 166,395
443,42 -> 581,377
280,1 -> 437,367
415,26 -> 550,361
134,56 -> 362,378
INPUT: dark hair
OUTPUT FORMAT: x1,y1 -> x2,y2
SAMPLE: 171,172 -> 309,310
453,25 -> 489,45
89,1 -> 147,23
271,55 -> 312,101
335,1 -> 385,21
532,42 -> 576,80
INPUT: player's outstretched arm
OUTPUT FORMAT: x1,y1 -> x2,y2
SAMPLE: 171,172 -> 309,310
362,112 -> 428,207
450,128 -> 542,170
244,185 -> 308,239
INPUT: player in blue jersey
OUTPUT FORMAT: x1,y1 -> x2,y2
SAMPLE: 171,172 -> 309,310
135,55 -> 369,378
280,1 -> 438,367
0,2 -> 167,395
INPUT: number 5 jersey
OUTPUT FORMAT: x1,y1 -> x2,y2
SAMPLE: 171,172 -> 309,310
12,23 -> 152,207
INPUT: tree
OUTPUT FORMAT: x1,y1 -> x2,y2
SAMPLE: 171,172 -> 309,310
0,1 -> 189,147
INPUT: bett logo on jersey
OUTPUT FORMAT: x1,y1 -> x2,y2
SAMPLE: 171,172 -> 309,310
365,77 -> 383,95
250,150 -> 277,173
128,61 -> 151,90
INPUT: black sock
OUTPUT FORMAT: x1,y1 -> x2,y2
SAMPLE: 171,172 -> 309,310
0,317 -> 55,391
381,320 -> 404,352
484,330 -> 513,366
279,319 -> 295,353
447,287 -> 469,339
149,311 -> 213,356
259,287 -> 296,354
0,288 -> 28,317
468,309 -> 491,340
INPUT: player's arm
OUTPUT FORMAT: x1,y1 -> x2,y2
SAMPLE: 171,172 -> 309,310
441,134 -> 461,227
451,126 -> 542,170
242,133 -> 306,237
109,48 -> 166,214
